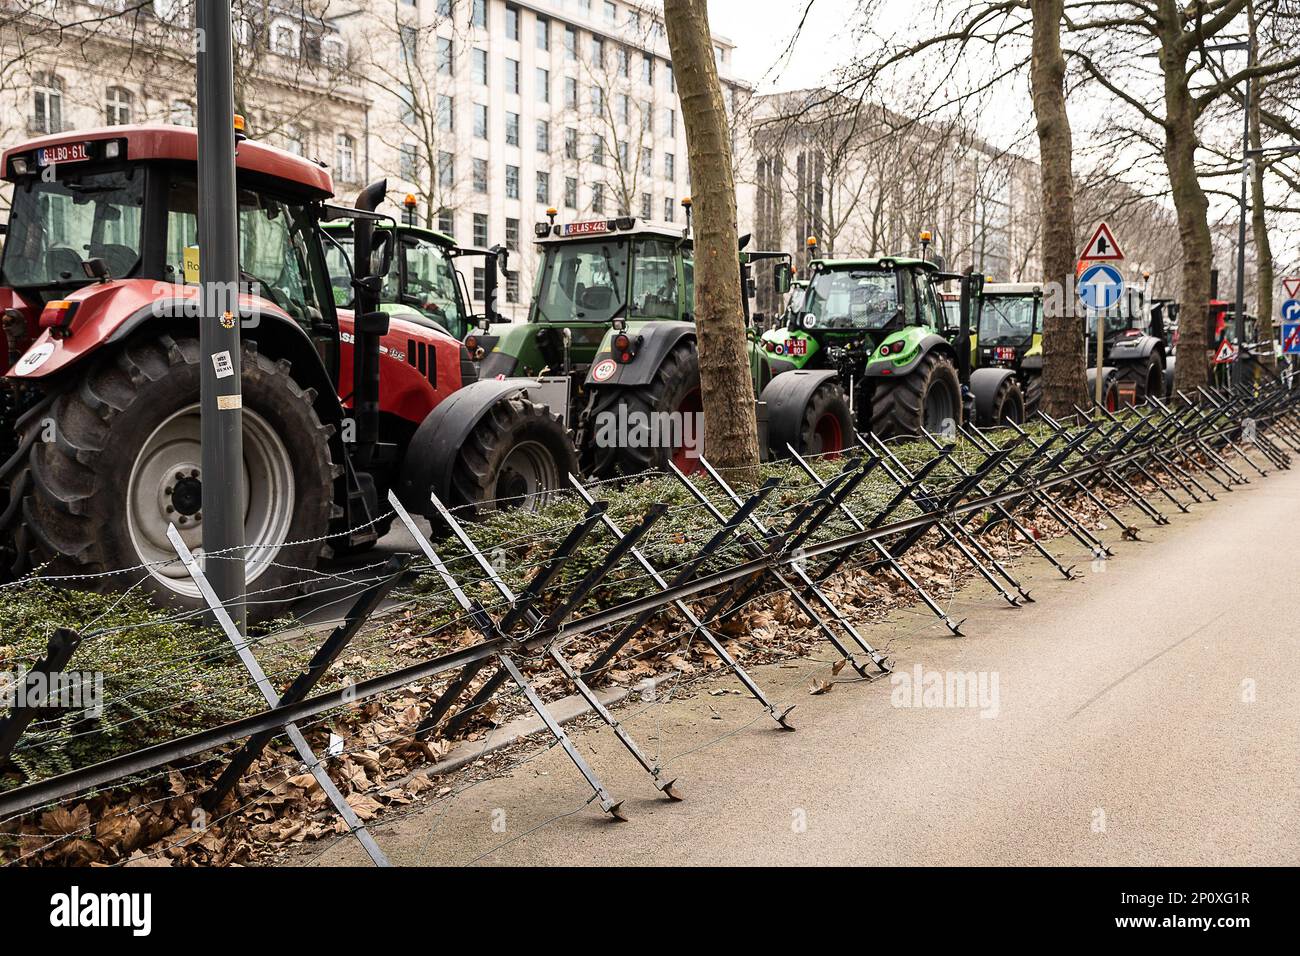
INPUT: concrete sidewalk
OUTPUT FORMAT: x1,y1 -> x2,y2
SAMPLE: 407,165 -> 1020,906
309,456 -> 1300,867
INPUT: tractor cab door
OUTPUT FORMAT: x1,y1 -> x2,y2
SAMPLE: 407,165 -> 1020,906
401,233 -> 469,339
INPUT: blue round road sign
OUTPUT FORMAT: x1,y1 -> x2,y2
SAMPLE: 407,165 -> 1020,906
1078,263 -> 1125,311
1281,299 -> 1300,323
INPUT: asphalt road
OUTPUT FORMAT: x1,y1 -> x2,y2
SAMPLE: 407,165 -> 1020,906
312,455 -> 1300,867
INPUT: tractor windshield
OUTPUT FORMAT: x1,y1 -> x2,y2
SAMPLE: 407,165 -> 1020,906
0,167 -> 144,289
803,269 -> 899,330
980,296 -> 1038,347
532,238 -> 628,323
404,235 -> 467,338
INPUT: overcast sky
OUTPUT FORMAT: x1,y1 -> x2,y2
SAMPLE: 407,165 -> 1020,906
708,0 -> 863,93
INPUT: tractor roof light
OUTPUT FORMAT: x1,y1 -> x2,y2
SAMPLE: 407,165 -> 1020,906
919,230 -> 932,243
233,114 -> 248,142
806,236 -> 818,248
534,222 -> 551,238
615,216 -> 635,230
404,194 -> 417,207
103,140 -> 121,160
681,196 -> 692,208
11,157 -> 29,176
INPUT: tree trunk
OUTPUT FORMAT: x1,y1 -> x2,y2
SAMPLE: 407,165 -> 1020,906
1248,7 -> 1275,371
663,0 -> 760,480
1029,0 -> 1087,415
1159,7 -> 1212,391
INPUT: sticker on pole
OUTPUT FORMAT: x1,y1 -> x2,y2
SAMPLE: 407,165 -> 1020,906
1081,222 -> 1125,261
211,350 -> 235,379
1077,263 -> 1125,311
1283,323 -> 1300,355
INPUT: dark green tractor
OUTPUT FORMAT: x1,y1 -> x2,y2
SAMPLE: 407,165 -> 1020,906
760,255 -> 1023,437
470,212 -> 844,475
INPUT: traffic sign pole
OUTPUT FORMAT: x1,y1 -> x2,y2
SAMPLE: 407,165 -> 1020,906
196,0 -> 246,634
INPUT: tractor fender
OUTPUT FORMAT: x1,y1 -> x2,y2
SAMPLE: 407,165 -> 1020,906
1164,354 -> 1177,395
969,367 -> 1017,425
585,321 -> 695,388
759,369 -> 843,458
395,377 -> 548,513
1086,365 -> 1119,395
862,333 -> 953,378
1108,335 -> 1164,364
1019,353 -> 1043,372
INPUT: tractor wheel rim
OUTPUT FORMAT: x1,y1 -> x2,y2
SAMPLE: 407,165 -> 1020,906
924,381 -> 955,432
814,412 -> 844,456
127,403 -> 295,598
671,387 -> 704,474
495,440 -> 559,511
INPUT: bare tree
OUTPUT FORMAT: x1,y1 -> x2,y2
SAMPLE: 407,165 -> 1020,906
663,0 -> 759,478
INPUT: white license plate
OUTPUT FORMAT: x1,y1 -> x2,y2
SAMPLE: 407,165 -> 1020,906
36,143 -> 92,166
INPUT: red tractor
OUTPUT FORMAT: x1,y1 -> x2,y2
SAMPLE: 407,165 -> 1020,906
0,124 -> 575,615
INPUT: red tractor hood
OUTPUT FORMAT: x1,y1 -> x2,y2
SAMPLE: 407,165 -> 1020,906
3,279 -> 293,380
336,309 -> 468,425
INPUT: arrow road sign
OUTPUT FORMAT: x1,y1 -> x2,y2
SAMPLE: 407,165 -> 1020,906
1282,277 -> 1300,300
1281,299 -> 1300,324
1284,323 -> 1300,355
1081,222 -> 1125,261
1078,262 -> 1125,311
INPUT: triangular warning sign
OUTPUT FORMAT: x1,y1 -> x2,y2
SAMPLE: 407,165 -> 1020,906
1081,222 -> 1125,261
1282,276 -> 1300,299
1213,339 -> 1238,364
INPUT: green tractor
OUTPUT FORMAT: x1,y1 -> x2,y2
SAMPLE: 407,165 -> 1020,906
1085,285 -> 1167,406
322,213 -> 505,342
760,252 -> 1023,437
974,282 -> 1044,415
468,210 -> 847,474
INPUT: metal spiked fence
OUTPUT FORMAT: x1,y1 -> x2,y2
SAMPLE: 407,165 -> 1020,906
1,379 -> 1296,866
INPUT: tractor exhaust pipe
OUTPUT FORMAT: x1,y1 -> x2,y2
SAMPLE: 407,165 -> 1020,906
352,179 -> 388,465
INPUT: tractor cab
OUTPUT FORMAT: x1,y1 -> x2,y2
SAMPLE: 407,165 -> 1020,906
1086,285 -> 1167,403
978,283 -> 1042,367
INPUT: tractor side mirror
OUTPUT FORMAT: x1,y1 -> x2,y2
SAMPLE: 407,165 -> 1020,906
774,262 -> 792,295
931,253 -> 947,274
368,232 -> 394,280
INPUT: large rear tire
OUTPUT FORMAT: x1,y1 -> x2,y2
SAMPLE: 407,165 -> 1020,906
1023,373 -> 1043,417
450,397 -> 577,515
985,376 -> 1026,426
582,339 -> 701,476
13,335 -> 336,618
794,380 -> 853,457
869,351 -> 961,438
1115,355 -> 1163,404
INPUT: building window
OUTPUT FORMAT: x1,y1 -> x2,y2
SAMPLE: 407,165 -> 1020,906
536,170 -> 550,204
618,142 -> 629,168
505,58 -> 520,94
642,54 -> 654,85
506,270 -> 520,303
505,165 -> 520,199
617,46 -> 629,78
438,151 -> 454,189
592,183 -> 605,214
335,133 -> 356,183
170,99 -> 194,127
473,266 -> 485,300
400,25 -> 417,65
473,48 -> 488,85
663,107 -> 676,137
505,217 -> 520,250
400,142 -> 418,180
436,0 -> 452,16
664,197 -> 674,222
506,4 -> 520,41
472,0 -> 486,29
591,137 -> 605,167
537,17 -> 550,50
591,36 -> 604,67
104,85 -> 131,126
640,192 -> 652,219
590,86 -> 603,115
473,212 -> 489,247
668,63 -> 675,92
565,176 -> 578,209
564,128 -> 578,160
505,111 -> 519,146
32,72 -> 64,134
437,95 -> 454,132
664,152 -> 675,180
536,68 -> 550,103
271,18 -> 300,58
604,1 -> 617,24
564,76 -> 578,110
536,120 -> 550,152
564,25 -> 577,60
400,84 -> 416,124
617,94 -> 630,126
322,35 -> 348,70
473,158 -> 488,193
474,103 -> 488,139
640,147 -> 652,176
436,36 -> 453,75
714,44 -> 725,66
438,207 -> 455,237
282,125 -> 305,156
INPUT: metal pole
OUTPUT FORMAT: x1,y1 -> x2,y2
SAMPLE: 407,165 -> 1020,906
1233,42 -> 1255,387
196,0 -> 246,632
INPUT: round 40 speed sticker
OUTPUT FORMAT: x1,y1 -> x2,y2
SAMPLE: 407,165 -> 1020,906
592,358 -> 617,382
13,343 -> 56,375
